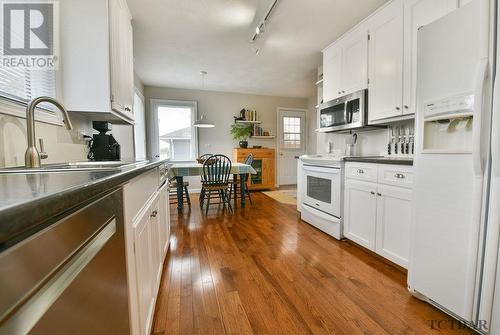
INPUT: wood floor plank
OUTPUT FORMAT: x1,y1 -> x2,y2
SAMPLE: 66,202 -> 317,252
151,193 -> 475,335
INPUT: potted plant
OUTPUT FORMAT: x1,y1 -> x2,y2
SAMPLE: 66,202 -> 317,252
230,124 -> 252,148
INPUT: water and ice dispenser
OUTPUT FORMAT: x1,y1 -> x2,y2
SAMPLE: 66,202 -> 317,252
421,92 -> 474,153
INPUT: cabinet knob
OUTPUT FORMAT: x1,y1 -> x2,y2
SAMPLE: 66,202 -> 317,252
370,191 -> 375,195
377,193 -> 382,196
357,169 -> 365,174
125,107 -> 131,112
395,106 -> 401,111
342,90 -> 345,93
394,173 -> 406,179
151,210 -> 158,218
404,105 -> 409,109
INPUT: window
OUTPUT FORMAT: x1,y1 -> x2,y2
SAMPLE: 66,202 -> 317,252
0,68 -> 56,105
282,116 -> 302,149
150,99 -> 198,161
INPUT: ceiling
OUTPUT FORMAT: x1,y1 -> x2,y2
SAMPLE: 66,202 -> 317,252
127,0 -> 388,99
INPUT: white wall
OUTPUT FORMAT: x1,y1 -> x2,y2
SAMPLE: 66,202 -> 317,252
0,113 -> 90,167
144,86 -> 309,189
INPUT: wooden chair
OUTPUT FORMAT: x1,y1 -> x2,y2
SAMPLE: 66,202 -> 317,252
197,153 -> 212,163
230,154 -> 253,205
169,178 -> 191,210
200,154 -> 232,215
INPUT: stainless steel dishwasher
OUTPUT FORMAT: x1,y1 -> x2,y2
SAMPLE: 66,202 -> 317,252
0,189 -> 130,335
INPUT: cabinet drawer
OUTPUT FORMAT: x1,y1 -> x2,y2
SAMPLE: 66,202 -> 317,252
377,165 -> 413,188
345,163 -> 378,183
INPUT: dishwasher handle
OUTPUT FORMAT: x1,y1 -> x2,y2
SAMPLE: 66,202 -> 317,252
0,219 -> 116,335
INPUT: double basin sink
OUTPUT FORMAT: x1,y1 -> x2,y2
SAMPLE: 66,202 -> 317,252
0,161 -> 144,174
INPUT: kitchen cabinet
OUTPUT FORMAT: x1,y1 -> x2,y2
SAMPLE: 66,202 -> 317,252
323,25 -> 368,102
344,162 -> 413,268
123,167 -> 170,335
367,0 -> 404,123
133,196 -> 157,335
402,0 -> 459,115
233,148 -> 276,190
61,0 -> 134,123
375,184 -> 412,267
344,179 -> 377,250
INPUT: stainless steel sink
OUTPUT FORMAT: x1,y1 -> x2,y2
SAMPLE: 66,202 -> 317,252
0,161 -> 145,174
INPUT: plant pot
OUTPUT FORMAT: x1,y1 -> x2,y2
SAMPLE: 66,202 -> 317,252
239,140 -> 248,148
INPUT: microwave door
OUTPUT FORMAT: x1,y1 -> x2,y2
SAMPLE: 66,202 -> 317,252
320,102 -> 347,128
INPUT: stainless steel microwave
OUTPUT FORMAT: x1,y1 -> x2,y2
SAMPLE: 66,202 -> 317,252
318,89 -> 368,132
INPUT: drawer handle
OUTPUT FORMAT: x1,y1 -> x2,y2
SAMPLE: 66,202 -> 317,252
357,169 -> 365,174
394,173 -> 406,179
151,210 -> 158,218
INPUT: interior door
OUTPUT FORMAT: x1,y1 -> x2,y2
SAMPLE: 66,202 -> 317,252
368,0 -> 404,122
277,109 -> 306,186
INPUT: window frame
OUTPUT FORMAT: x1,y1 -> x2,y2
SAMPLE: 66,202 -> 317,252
149,98 -> 198,162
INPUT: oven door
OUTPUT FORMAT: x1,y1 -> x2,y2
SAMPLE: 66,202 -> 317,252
302,164 -> 341,218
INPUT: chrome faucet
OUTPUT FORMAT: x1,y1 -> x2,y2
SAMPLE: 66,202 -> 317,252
25,97 -> 73,168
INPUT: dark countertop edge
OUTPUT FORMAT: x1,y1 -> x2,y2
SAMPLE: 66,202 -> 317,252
343,157 -> 413,166
0,159 -> 168,251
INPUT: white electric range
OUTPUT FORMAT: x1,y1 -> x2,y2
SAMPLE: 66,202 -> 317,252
297,155 -> 345,239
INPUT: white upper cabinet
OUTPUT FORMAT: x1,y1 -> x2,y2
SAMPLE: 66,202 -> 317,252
61,0 -> 134,123
367,0 -> 404,123
323,25 -> 368,102
323,41 -> 343,102
402,0 -> 459,115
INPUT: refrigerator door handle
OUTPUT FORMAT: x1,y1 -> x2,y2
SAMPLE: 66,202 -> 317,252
472,59 -> 488,177
492,69 -> 500,178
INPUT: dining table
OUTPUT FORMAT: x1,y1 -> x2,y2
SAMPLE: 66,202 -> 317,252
167,162 -> 257,211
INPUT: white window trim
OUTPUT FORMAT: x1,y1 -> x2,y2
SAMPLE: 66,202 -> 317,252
0,97 -> 63,126
149,98 -> 198,162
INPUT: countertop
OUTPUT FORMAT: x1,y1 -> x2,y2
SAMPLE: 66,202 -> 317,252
343,156 -> 413,166
0,159 -> 169,251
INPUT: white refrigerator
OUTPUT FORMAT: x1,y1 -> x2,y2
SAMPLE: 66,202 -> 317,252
409,0 -> 500,332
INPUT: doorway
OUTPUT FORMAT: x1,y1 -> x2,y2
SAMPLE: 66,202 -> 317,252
277,108 -> 307,186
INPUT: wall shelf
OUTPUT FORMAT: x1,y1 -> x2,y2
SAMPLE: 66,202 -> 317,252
235,120 -> 262,124
251,135 -> 276,139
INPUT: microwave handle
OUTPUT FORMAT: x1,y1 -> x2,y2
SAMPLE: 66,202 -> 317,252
346,102 -> 353,124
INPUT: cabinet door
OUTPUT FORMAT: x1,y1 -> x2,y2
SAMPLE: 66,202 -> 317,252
341,26 -> 368,95
402,0 -> 458,115
150,200 -> 163,287
261,157 -> 275,189
375,184 -> 412,268
133,207 -> 154,335
344,179 -> 377,250
109,0 -> 134,120
323,42 -> 343,101
368,0 -> 404,123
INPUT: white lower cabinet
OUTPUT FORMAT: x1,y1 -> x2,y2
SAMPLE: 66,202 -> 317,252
344,163 -> 412,268
123,168 -> 171,335
375,184 -> 412,268
344,179 -> 377,250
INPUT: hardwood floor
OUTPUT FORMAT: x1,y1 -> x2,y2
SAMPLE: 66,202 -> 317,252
151,192 -> 474,335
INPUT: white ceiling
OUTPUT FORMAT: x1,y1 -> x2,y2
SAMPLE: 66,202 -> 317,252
127,0 -> 388,99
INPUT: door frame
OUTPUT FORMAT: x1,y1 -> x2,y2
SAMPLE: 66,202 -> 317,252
276,107 -> 308,187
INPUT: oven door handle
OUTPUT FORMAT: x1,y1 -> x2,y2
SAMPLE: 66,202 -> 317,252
303,165 -> 340,174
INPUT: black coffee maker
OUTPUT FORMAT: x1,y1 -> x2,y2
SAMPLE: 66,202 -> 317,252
88,121 -> 121,161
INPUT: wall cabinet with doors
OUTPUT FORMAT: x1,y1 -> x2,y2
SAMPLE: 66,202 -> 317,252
60,0 -> 134,123
321,0 -> 464,125
233,148 -> 275,190
367,0 -> 459,123
344,162 -> 413,268
323,25 -> 369,102
123,167 -> 171,335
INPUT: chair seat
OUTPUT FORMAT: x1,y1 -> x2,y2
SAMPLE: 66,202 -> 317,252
202,183 -> 230,191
